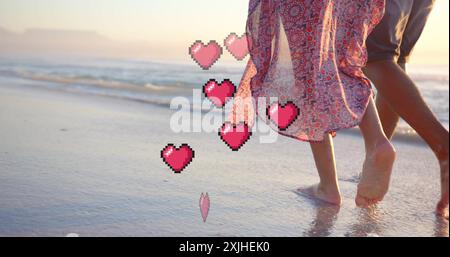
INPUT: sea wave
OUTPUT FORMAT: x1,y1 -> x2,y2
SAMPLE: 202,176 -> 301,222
1,69 -> 184,93
0,57 -> 448,140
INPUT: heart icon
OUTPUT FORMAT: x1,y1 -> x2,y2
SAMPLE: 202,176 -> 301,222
199,192 -> 210,223
224,33 -> 250,61
203,79 -> 236,108
189,40 -> 223,70
161,143 -> 194,173
267,101 -> 300,131
219,122 -> 252,151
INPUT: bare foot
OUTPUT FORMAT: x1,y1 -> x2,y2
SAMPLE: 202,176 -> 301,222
356,140 -> 396,207
297,184 -> 342,205
437,159 -> 449,219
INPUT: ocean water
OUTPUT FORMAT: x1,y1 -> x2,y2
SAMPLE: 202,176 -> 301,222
0,57 -> 448,137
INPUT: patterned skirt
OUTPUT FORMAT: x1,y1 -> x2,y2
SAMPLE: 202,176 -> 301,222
230,0 -> 385,142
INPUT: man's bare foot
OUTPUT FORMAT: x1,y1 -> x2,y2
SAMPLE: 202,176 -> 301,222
437,159 -> 449,219
297,184 -> 342,205
356,140 -> 396,207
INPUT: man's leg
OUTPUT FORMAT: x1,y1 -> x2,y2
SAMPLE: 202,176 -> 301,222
365,0 -> 447,217
374,95 -> 399,140
364,62 -> 448,160
364,60 -> 449,217
356,97 -> 396,206
371,63 -> 405,140
374,0 -> 441,145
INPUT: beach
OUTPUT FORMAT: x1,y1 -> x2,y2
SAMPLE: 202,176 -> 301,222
0,76 -> 448,237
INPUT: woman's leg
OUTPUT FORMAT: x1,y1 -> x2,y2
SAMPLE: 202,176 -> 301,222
298,134 -> 342,205
356,97 -> 397,206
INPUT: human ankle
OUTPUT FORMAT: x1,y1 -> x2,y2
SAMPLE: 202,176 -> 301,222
318,182 -> 340,195
366,138 -> 394,157
317,183 -> 342,205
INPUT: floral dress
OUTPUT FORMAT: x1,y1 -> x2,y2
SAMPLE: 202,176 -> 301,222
230,0 -> 385,142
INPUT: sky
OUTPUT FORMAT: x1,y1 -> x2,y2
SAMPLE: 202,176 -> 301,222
0,0 -> 448,64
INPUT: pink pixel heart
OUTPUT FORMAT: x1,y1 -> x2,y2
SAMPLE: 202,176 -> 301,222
161,143 -> 194,173
267,101 -> 300,131
224,33 -> 250,61
203,79 -> 236,108
219,122 -> 252,151
199,192 -> 210,223
189,40 -> 223,70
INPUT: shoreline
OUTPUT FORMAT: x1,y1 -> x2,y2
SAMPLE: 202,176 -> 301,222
0,78 -> 447,237
0,74 -> 429,146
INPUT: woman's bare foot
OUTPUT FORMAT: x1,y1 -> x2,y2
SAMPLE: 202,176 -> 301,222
297,184 -> 342,205
437,159 -> 449,219
355,140 -> 396,207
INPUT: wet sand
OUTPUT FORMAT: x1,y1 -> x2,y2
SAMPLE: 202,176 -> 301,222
0,78 -> 448,237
